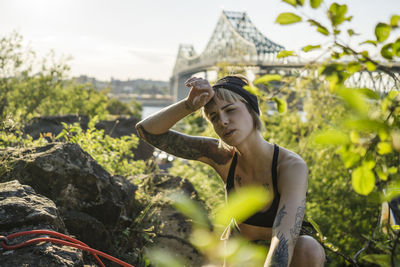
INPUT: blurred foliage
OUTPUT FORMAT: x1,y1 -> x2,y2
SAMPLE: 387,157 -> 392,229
0,31 -> 141,122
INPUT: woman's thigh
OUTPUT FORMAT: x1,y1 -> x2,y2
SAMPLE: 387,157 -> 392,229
290,235 -> 325,267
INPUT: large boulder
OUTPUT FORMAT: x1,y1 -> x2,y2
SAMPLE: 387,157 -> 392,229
0,143 -> 138,254
23,115 -> 154,160
0,180 -> 90,266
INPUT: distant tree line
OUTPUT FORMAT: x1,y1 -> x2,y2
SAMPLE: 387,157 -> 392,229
74,75 -> 170,96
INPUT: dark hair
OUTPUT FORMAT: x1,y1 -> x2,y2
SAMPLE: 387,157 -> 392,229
203,75 -> 263,131
212,75 -> 260,115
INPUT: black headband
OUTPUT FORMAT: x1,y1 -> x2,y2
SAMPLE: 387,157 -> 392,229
212,76 -> 260,115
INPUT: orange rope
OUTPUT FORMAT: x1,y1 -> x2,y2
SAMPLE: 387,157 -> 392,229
0,230 -> 134,267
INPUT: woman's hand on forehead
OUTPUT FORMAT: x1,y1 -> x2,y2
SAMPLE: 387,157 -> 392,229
184,77 -> 215,111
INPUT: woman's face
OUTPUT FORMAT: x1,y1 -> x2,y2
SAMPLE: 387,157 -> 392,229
205,97 -> 255,146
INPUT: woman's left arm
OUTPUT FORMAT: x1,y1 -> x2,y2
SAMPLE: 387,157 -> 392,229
264,158 -> 309,267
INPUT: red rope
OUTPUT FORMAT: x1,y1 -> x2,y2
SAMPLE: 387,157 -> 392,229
0,230 -> 134,267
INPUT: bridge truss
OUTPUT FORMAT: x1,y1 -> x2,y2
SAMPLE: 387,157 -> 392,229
170,10 -> 400,101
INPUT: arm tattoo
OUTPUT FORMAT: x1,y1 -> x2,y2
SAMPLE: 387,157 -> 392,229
273,205 -> 287,228
290,198 -> 306,246
136,124 -> 231,165
270,231 -> 289,267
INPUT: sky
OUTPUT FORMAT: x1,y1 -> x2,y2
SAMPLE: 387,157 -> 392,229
0,0 -> 399,81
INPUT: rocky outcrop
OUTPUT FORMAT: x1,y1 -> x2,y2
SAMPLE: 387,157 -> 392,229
0,142 -> 207,266
0,143 -> 138,255
0,180 -> 90,266
23,115 -> 154,160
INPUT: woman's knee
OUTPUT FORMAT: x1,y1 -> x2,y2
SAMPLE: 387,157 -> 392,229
291,235 -> 325,267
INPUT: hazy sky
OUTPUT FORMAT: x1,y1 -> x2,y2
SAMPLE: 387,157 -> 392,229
0,0 -> 399,81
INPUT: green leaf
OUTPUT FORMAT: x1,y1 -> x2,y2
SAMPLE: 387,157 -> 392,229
314,129 -> 349,145
383,181 -> 400,202
344,119 -> 387,132
336,146 -> 361,168
347,29 -> 357,36
361,254 -> 391,267
302,44 -> 321,52
282,0 -> 297,7
388,167 -> 397,174
243,85 -> 261,97
360,40 -> 378,47
390,14 -> 400,27
215,186 -> 271,226
378,142 -> 393,155
277,50 -> 296,58
375,23 -> 391,42
55,131 -> 65,140
146,248 -> 185,267
364,160 -> 375,170
337,87 -> 368,114
275,12 -> 302,25
329,3 -> 348,26
376,167 -> 388,181
271,97 -> 287,113
357,88 -> 379,100
347,62 -> 361,74
254,74 -> 282,85
350,131 -> 360,143
381,43 -> 393,60
352,164 -> 375,195
307,19 -> 330,35
310,0 -> 322,9
365,61 -> 376,71
296,0 -> 305,6
170,193 -> 209,228
393,38 -> 400,57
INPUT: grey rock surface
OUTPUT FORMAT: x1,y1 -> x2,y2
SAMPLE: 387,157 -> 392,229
0,180 -> 88,267
0,143 -> 138,255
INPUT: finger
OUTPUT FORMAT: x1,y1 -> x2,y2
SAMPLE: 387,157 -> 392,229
185,77 -> 202,86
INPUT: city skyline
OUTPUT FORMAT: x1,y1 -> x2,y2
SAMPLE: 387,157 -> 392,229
1,0 -> 399,81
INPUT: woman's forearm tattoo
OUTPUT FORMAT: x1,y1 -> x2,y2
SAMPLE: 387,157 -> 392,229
136,124 -> 231,165
290,198 -> 306,246
270,231 -> 289,267
273,205 -> 287,228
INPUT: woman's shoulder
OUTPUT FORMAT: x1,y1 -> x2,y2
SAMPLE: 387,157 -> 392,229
276,145 -> 308,173
275,145 -> 309,194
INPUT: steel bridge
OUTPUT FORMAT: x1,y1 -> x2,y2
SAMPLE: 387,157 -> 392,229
170,10 -> 400,101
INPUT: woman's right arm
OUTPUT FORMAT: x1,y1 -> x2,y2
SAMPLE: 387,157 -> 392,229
135,77 -> 232,167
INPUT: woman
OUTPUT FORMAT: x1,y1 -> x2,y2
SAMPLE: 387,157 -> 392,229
136,75 -> 326,266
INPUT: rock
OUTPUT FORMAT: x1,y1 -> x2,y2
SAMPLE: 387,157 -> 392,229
0,180 -> 89,266
0,142 -> 209,266
137,173 -> 206,266
22,115 -> 90,139
23,115 -> 154,160
0,143 -> 138,254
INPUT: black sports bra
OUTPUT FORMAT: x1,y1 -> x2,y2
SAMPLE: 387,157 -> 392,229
225,144 -> 280,228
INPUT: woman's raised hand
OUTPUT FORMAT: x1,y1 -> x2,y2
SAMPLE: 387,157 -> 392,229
184,77 -> 215,111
